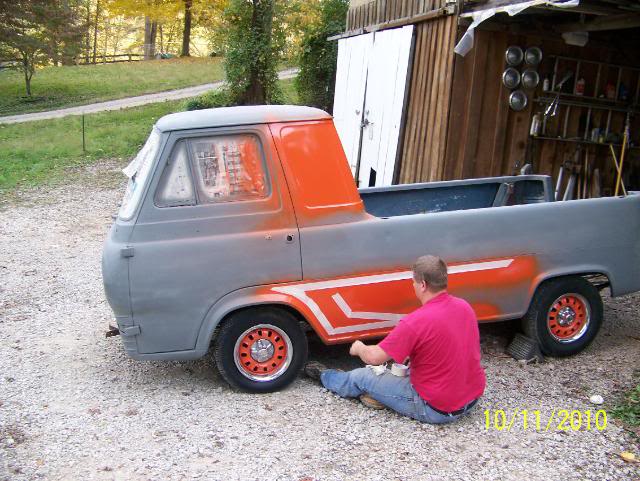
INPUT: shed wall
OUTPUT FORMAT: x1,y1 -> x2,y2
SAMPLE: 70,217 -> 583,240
443,29 -> 640,193
397,15 -> 458,183
347,0 -> 449,31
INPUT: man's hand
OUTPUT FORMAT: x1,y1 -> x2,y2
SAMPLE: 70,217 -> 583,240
349,340 -> 391,366
349,340 -> 365,357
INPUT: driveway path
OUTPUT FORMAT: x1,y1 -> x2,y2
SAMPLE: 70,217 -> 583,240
0,68 -> 298,125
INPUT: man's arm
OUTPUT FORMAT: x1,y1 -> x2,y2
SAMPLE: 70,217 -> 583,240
349,340 -> 392,365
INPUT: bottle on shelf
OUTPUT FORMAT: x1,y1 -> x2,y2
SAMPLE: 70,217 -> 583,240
542,77 -> 550,92
530,113 -> 541,136
605,83 -> 616,100
575,78 -> 585,96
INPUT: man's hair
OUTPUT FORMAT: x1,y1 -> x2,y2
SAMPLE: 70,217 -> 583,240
412,255 -> 448,291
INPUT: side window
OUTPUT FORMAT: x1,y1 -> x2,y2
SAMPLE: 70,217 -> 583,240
190,134 -> 268,203
155,141 -> 196,207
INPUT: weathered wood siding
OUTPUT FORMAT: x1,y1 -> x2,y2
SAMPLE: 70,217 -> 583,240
443,30 -> 533,180
443,29 -> 640,193
397,14 -> 458,183
347,0 -> 449,31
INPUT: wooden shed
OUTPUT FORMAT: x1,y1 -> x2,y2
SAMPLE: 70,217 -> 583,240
333,0 -> 640,198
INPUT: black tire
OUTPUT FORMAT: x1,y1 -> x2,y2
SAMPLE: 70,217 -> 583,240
522,276 -> 603,357
213,307 -> 308,393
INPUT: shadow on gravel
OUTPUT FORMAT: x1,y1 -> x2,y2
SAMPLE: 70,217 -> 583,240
306,321 -> 518,370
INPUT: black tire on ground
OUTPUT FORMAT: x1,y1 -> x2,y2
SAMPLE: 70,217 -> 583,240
213,307 -> 308,393
522,276 -> 603,357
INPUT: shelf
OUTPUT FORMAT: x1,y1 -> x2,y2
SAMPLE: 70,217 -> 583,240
543,91 -> 637,107
531,136 -> 640,150
535,97 -> 639,114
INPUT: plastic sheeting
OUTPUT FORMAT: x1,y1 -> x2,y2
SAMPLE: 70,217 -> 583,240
454,0 -> 581,56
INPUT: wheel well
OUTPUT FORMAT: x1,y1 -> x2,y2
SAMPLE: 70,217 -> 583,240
208,303 -> 312,351
536,272 -> 611,293
526,272 -> 609,314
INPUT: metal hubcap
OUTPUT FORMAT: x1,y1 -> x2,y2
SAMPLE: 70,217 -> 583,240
547,293 -> 591,343
557,306 -> 576,326
234,324 -> 293,382
250,339 -> 275,363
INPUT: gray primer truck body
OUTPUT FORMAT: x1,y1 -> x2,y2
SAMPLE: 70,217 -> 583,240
101,105 -> 640,391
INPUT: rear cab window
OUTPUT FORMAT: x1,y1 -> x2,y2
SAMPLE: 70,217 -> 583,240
155,134 -> 268,208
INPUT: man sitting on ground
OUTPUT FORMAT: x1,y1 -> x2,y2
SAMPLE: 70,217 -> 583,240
306,255 -> 486,424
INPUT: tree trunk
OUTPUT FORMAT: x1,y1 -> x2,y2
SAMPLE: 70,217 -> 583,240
21,54 -> 32,97
243,0 -> 273,105
84,0 -> 91,62
181,0 -> 192,57
92,0 -> 101,63
159,25 -> 163,55
144,17 -> 158,60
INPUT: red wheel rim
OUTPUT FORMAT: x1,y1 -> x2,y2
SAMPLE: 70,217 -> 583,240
547,293 -> 590,342
234,324 -> 291,381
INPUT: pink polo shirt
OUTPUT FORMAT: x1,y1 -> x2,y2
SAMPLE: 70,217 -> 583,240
379,291 -> 486,412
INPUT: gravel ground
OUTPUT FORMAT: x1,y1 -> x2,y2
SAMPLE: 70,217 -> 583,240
1,163 -> 639,481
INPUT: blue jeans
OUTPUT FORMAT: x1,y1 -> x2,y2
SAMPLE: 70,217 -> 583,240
320,367 -> 476,424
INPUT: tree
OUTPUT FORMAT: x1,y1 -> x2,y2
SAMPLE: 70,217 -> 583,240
295,0 -> 348,113
0,0 -> 85,96
224,0 -> 284,105
181,0 -> 192,56
107,0 -> 179,58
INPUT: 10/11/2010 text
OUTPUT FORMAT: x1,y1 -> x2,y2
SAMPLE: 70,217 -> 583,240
484,409 -> 607,432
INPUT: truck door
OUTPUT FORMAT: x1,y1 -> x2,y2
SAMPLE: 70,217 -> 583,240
128,126 -> 301,354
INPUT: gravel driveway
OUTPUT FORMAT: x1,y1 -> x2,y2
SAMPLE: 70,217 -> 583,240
1,162 -> 639,481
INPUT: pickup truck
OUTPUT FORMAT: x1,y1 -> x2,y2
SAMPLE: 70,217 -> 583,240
102,105 -> 640,392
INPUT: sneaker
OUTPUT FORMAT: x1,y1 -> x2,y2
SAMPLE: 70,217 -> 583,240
304,361 -> 328,381
359,394 -> 385,410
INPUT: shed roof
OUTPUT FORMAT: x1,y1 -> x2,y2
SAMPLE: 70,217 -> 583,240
155,105 -> 331,132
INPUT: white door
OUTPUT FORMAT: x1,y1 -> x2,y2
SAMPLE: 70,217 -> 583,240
333,33 -> 374,176
333,25 -> 414,187
358,26 -> 414,187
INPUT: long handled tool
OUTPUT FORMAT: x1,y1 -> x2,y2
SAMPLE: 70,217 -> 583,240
609,144 -> 628,196
614,112 -> 630,197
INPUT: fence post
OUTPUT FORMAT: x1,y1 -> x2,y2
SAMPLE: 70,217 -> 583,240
82,114 -> 86,153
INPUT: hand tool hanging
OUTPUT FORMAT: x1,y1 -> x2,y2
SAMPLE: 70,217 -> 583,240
614,111 -> 631,197
609,144 -> 628,197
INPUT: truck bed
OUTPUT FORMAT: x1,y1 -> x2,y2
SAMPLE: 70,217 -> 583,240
359,175 -> 554,217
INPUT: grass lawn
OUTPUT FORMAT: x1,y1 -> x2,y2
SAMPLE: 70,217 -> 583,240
0,100 -> 183,194
0,57 -> 224,116
0,79 -> 301,195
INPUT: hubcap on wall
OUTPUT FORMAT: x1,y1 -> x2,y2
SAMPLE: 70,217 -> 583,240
234,324 -> 293,382
547,293 -> 591,343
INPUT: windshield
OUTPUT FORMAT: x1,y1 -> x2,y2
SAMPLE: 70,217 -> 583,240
119,128 -> 162,220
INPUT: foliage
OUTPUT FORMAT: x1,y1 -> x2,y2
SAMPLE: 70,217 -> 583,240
0,0 -> 85,96
295,0 -> 348,113
223,0 -> 284,105
106,0 -> 226,57
278,78 -> 299,105
277,0 -> 321,62
184,78 -> 298,111
0,57 -> 224,115
612,380 -> 640,428
184,88 -> 231,110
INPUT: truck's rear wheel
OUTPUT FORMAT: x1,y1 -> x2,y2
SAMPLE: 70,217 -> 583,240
213,307 -> 308,393
522,276 -> 603,357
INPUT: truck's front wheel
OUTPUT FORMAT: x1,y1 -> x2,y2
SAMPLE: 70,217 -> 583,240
213,307 -> 308,393
522,276 -> 603,356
